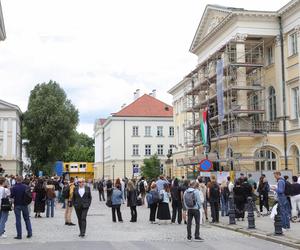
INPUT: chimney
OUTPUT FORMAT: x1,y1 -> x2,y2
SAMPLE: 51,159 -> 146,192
152,89 -> 156,98
149,92 -> 153,97
121,103 -> 126,109
135,89 -> 140,99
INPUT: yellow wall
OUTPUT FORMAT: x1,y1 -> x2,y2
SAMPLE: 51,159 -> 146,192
64,162 -> 94,181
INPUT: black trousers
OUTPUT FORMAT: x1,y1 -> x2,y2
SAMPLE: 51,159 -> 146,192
75,207 -> 89,235
112,205 -> 123,222
171,200 -> 182,224
149,203 -> 157,222
259,193 -> 269,212
130,206 -> 137,222
187,209 -> 200,238
98,190 -> 105,201
210,201 -> 219,222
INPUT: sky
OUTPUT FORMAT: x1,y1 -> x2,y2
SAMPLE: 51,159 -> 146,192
0,0 -> 290,137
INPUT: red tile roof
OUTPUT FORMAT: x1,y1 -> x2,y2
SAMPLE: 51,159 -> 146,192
113,94 -> 173,117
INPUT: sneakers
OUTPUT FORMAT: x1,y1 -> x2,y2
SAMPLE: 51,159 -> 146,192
0,234 -> 7,239
194,237 -> 204,242
187,236 -> 192,241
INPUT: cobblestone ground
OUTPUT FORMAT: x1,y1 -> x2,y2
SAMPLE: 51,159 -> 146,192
0,191 -> 294,250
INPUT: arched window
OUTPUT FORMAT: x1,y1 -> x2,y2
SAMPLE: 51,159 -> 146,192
255,148 -> 277,171
268,87 -> 276,121
291,145 -> 300,173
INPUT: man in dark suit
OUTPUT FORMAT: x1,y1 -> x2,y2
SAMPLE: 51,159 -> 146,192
72,178 -> 92,237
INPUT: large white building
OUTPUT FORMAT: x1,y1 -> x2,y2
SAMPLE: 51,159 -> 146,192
0,100 -> 22,175
94,91 -> 175,180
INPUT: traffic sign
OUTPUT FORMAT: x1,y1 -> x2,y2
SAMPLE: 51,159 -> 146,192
199,159 -> 213,172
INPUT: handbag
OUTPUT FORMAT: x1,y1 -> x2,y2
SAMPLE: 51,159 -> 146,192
136,197 -> 142,206
1,188 -> 12,212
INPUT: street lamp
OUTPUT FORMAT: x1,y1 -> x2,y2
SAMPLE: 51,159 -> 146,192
131,160 -> 135,179
112,164 -> 115,186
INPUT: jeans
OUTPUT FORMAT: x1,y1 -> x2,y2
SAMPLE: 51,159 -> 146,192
221,196 -> 229,216
187,209 -> 200,239
278,195 -> 290,229
130,206 -> 137,222
149,203 -> 157,222
46,199 -> 55,217
0,211 -> 9,235
14,205 -> 32,238
75,207 -> 89,235
98,191 -> 105,201
171,200 -> 182,224
111,205 -> 123,222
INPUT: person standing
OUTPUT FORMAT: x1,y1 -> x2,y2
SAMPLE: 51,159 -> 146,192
147,182 -> 160,224
171,178 -> 182,224
0,176 -> 10,238
290,176 -> 300,220
137,177 -> 147,205
65,177 -> 76,226
111,183 -> 123,222
257,175 -> 270,214
97,179 -> 105,202
207,175 -> 220,223
183,181 -> 203,241
33,178 -> 46,218
157,183 -> 171,224
72,178 -> 92,237
127,180 -> 137,222
272,171 -> 290,230
10,176 -> 32,239
220,180 -> 229,217
45,180 -> 56,218
233,180 -> 246,221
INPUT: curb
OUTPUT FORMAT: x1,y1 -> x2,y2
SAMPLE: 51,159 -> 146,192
211,223 -> 300,249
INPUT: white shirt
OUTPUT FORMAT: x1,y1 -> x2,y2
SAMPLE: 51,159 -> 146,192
78,187 -> 85,198
0,186 -> 10,206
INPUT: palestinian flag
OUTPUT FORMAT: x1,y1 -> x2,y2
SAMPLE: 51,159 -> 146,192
200,108 -> 211,153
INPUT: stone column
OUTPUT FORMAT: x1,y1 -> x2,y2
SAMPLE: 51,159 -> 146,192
234,33 -> 248,113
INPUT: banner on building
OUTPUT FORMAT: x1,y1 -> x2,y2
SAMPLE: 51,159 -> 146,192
200,108 -> 211,153
216,59 -> 224,124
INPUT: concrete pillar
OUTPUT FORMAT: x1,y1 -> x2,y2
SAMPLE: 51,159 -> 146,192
234,33 -> 248,112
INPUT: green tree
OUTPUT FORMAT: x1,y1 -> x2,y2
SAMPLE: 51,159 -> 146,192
23,80 -> 79,175
141,154 -> 161,179
62,132 -> 94,162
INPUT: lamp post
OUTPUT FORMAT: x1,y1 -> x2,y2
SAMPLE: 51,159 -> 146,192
132,160 -> 135,179
112,164 -> 115,186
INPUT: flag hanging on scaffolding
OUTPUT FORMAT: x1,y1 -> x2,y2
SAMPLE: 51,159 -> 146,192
216,59 -> 224,124
200,108 -> 211,153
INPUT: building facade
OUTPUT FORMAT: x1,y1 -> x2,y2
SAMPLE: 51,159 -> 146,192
0,100 -> 22,175
94,92 -> 175,180
169,0 -> 300,176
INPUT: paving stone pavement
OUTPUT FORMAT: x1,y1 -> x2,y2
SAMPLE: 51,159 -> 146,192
0,191 -> 294,249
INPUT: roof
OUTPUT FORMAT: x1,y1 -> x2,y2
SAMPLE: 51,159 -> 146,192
113,94 -> 173,117
0,99 -> 22,114
0,1 -> 6,41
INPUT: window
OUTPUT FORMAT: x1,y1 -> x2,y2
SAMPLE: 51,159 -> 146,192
266,46 -> 273,65
132,126 -> 139,136
145,144 -> 151,156
160,164 -> 164,174
145,126 -> 151,137
169,145 -> 175,155
157,144 -> 163,156
157,126 -> 163,137
289,32 -> 298,56
292,87 -> 300,119
268,87 -> 276,121
169,126 -> 174,137
132,144 -> 139,156
296,148 -> 300,173
255,149 -> 277,171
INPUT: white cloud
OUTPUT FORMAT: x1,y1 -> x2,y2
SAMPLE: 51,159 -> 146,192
0,0 -> 290,136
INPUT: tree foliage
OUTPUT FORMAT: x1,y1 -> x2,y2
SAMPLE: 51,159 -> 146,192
141,154 -> 161,179
23,80 -> 79,175
62,132 -> 94,162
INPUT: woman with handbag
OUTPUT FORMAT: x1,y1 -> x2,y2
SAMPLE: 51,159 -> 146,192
0,176 -> 11,238
127,180 -> 138,222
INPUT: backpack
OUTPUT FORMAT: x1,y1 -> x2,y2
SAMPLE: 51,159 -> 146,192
46,187 -> 56,199
24,186 -> 32,205
139,180 -> 145,193
146,193 -> 153,205
151,191 -> 160,204
284,180 -> 292,196
184,190 -> 196,208
62,185 -> 70,199
265,183 -> 270,193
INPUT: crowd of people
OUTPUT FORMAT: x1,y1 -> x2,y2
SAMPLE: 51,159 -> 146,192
0,170 -> 300,241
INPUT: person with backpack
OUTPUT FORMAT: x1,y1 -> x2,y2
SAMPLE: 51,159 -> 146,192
10,176 -> 32,239
170,178 -> 182,224
64,177 -> 76,226
272,171 -> 290,230
111,182 -> 123,222
257,175 -> 270,214
183,180 -> 203,242
157,183 -> 171,224
207,175 -> 220,223
97,179 -> 105,202
146,182 -> 160,224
